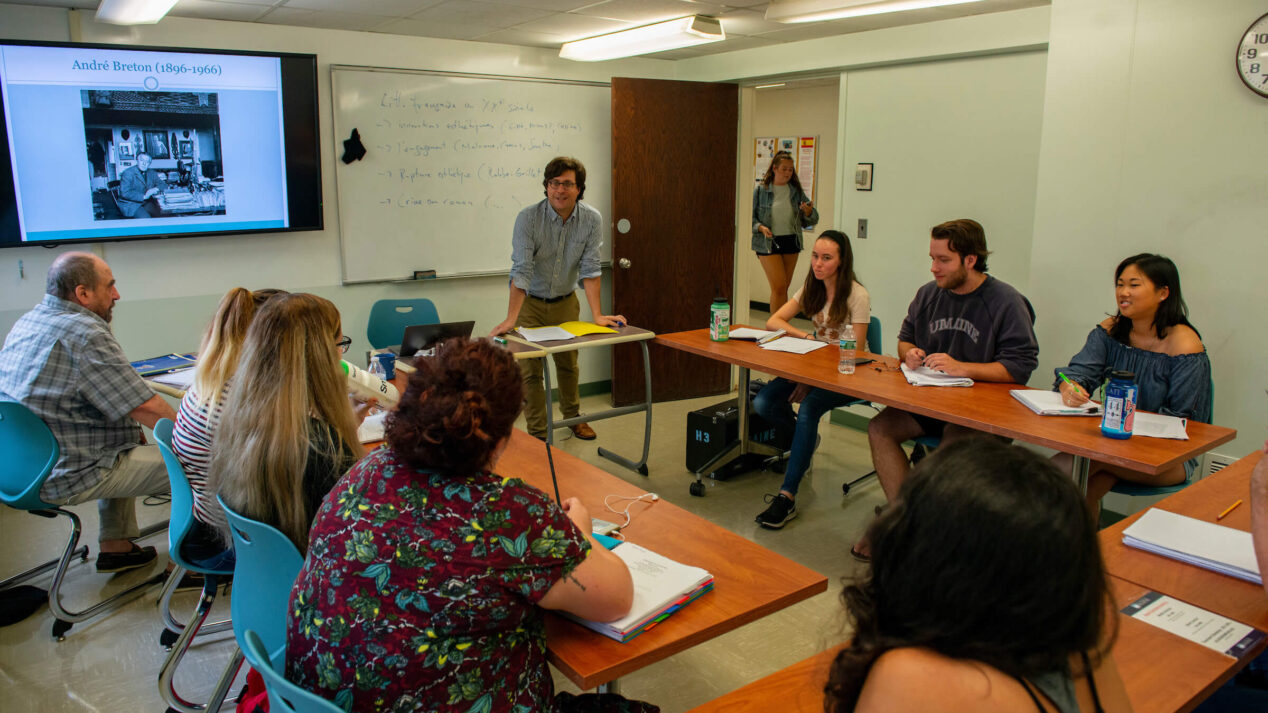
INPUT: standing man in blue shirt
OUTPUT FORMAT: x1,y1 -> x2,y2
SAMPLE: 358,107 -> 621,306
0,252 -> 176,572
490,157 -> 624,441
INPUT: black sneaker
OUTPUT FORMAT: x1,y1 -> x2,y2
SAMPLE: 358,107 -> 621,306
755,493 -> 797,529
95,544 -> 158,573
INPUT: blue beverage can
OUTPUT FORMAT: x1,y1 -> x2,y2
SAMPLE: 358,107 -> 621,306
374,352 -> 396,381
1100,370 -> 1136,439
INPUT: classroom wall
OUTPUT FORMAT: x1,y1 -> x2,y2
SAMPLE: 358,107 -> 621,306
838,51 -> 1048,354
743,82 -> 840,311
1028,0 -> 1268,456
0,8 -> 676,384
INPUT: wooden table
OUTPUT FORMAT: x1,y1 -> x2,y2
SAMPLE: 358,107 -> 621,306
506,325 -> 656,475
493,430 -> 829,689
685,577 -> 1245,713
656,329 -> 1237,494
1101,451 -> 1268,630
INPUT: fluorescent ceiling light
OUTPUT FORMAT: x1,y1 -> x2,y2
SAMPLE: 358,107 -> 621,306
559,16 -> 725,62
766,0 -> 987,24
96,0 -> 180,24
755,83 -> 787,89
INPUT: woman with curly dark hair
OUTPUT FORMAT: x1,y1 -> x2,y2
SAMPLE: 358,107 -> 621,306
285,337 -> 654,713
825,439 -> 1132,713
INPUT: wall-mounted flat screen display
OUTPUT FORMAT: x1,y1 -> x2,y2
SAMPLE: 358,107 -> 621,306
0,40 -> 321,248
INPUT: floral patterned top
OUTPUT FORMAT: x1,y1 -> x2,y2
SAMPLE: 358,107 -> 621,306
285,446 -> 590,713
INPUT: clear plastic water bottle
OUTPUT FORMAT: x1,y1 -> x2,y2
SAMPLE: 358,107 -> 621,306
838,324 -> 856,375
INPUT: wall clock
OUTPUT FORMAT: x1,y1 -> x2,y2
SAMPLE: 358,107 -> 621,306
1237,13 -> 1268,97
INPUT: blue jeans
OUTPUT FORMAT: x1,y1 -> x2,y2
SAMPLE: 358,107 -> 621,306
752,378 -> 859,496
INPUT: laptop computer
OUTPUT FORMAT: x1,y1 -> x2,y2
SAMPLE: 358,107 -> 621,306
393,321 -> 476,356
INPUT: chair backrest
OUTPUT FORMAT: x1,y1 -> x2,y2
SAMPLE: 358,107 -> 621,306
866,316 -> 882,355
218,494 -> 305,665
366,298 -> 440,349
239,629 -> 343,713
153,418 -> 219,574
0,401 -> 60,511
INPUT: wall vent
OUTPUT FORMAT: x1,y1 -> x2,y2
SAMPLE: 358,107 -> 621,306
1205,452 -> 1237,478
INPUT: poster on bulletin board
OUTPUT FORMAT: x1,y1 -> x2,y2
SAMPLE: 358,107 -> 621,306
753,135 -> 817,202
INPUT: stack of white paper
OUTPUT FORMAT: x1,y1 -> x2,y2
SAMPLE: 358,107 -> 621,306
1122,508 -> 1261,584
758,337 -> 828,355
727,327 -> 776,341
900,364 -> 974,387
150,369 -> 197,389
517,326 -> 575,343
1133,412 -> 1189,440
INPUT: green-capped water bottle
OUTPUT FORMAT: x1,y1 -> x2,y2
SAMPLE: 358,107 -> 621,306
709,296 -> 730,341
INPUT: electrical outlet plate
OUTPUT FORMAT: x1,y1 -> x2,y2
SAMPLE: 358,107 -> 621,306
857,218 -> 868,239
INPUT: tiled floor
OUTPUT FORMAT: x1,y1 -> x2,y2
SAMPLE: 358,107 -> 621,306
0,360 -> 887,712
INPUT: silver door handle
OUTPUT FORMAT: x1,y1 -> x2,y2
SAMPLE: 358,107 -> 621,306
618,258 -> 631,269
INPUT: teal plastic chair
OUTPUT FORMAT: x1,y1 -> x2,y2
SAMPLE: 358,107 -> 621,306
0,401 -> 163,640
239,629 -> 343,713
218,494 -> 305,669
153,419 -> 240,713
366,298 -> 440,349
842,318 -> 940,494
1107,377 -> 1216,499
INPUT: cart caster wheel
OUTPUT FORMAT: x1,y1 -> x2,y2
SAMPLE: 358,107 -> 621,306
841,482 -> 852,496
689,481 -> 706,497
52,618 -> 73,641
637,465 -> 649,476
160,628 -> 179,648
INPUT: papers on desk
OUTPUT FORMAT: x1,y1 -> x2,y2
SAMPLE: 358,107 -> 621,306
150,368 -> 196,390
758,336 -> 827,355
1133,412 -> 1189,440
727,327 -> 776,341
1010,389 -> 1101,416
517,326 -> 575,342
517,321 -> 619,343
1122,508 -> 1261,585
1121,590 -> 1266,658
563,540 -> 714,644
900,363 -> 974,387
356,410 -> 389,443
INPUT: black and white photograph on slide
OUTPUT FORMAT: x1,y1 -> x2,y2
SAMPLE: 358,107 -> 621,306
81,90 -> 227,221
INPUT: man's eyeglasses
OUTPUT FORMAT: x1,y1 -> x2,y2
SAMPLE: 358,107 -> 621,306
547,180 -> 577,190
336,335 -> 352,354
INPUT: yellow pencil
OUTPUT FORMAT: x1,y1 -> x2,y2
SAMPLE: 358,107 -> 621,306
1217,499 -> 1243,520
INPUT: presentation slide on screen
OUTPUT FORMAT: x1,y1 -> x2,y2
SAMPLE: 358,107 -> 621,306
0,44 -> 290,242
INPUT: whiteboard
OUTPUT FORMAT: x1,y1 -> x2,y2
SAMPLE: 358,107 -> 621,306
330,66 -> 612,283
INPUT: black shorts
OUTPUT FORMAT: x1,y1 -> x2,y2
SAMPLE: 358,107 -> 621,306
756,234 -> 800,256
910,413 -> 948,440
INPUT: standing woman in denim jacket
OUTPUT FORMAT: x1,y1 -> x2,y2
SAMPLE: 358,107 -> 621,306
752,152 -> 819,312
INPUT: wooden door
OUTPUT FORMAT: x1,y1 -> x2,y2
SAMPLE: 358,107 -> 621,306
610,78 -> 737,405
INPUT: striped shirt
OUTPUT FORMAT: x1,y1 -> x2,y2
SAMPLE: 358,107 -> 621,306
172,382 -> 229,528
0,294 -> 154,502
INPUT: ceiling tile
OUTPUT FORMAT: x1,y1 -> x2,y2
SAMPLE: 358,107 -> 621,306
573,0 -> 728,24
406,0 -> 552,27
473,27 -> 569,48
713,7 -> 784,36
257,6 -> 393,31
373,16 -> 498,38
476,0 -> 595,10
0,0 -> 97,8
509,12 -> 632,40
279,0 -> 445,16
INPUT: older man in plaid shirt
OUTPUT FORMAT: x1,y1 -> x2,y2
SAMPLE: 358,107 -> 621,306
0,252 -> 176,573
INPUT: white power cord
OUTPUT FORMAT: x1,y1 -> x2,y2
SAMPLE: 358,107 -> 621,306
603,492 -> 659,529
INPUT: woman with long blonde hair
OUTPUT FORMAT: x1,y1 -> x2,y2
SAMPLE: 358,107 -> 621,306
207,293 -> 367,553
172,287 -> 285,569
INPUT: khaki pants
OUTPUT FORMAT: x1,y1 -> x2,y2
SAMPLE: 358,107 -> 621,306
52,445 -> 169,542
519,293 -> 581,437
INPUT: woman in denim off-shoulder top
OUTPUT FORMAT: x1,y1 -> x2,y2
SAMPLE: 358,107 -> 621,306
1051,253 -> 1211,507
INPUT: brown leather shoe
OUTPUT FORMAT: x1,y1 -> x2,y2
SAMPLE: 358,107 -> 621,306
570,422 -> 597,440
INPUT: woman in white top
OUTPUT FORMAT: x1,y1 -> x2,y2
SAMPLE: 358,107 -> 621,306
752,230 -> 870,529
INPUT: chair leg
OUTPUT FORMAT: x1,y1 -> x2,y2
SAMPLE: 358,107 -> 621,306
159,568 -> 232,648
45,507 -> 165,641
158,576 -> 242,713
